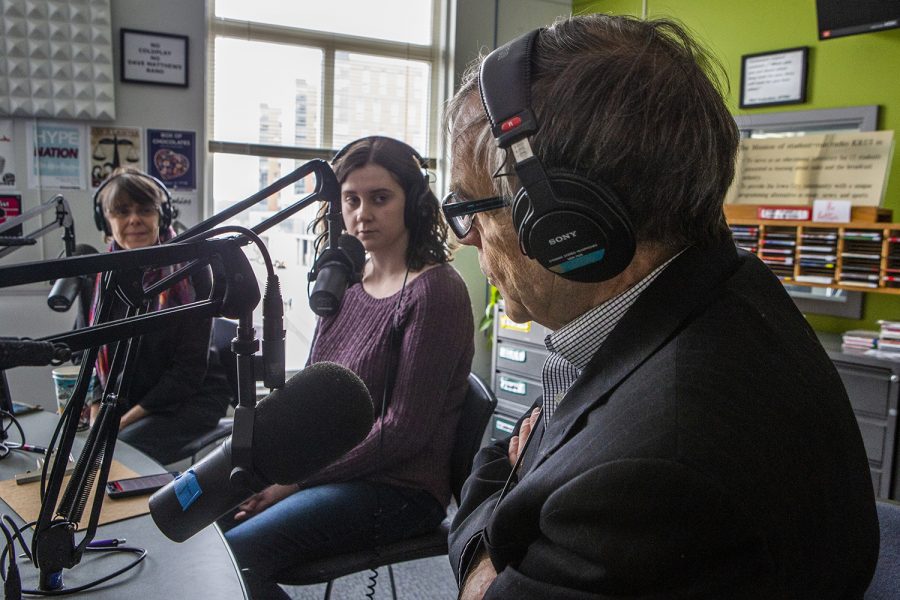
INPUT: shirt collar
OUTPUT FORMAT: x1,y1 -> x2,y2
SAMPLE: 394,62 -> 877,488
545,249 -> 685,370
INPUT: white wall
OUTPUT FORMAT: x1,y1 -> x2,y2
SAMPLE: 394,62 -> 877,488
0,0 -> 207,409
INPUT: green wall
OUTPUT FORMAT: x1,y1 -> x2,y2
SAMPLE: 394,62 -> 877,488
574,0 -> 900,332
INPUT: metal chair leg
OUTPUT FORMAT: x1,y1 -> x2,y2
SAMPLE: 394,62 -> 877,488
388,565 -> 397,600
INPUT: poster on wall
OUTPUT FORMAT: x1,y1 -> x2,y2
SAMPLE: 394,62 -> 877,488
0,120 -> 16,188
147,129 -> 196,190
90,126 -> 143,189
26,121 -> 87,190
170,189 -> 199,228
0,193 -> 23,237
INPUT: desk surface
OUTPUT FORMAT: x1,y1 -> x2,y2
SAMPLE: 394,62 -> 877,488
0,410 -> 247,599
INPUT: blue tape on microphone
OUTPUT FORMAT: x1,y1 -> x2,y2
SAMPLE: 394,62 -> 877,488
173,469 -> 202,510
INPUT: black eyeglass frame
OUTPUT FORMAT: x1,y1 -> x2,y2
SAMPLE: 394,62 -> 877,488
441,192 -> 509,238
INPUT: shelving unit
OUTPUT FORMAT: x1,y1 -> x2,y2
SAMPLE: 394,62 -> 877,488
725,205 -> 900,294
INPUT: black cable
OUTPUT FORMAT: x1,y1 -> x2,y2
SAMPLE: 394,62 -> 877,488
0,519 -> 21,600
364,568 -> 378,599
365,267 -> 410,600
17,545 -> 147,596
0,410 -> 25,461
183,226 -> 275,280
2,517 -> 30,563
0,518 -> 146,597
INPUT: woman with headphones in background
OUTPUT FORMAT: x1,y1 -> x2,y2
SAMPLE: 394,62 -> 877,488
81,166 -> 232,465
224,136 -> 475,599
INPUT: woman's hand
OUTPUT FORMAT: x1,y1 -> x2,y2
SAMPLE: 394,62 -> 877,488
119,404 -> 149,430
233,483 -> 300,522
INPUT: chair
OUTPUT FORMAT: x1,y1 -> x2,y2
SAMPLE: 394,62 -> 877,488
173,318 -> 254,464
275,372 -> 498,600
865,499 -> 900,599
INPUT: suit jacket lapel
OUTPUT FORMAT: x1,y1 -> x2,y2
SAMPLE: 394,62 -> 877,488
533,242 -> 741,468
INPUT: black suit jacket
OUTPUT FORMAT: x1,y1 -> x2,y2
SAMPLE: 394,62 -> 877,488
450,242 -> 879,599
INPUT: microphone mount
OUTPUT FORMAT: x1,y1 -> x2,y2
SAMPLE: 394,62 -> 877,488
0,194 -> 75,260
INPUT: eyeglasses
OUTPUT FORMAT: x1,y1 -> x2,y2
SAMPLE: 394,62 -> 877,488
441,191 -> 509,239
106,205 -> 159,219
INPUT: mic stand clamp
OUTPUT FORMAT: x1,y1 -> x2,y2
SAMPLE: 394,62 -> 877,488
228,310 -> 263,492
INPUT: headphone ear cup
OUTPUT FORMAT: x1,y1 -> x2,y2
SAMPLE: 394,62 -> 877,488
521,171 -> 636,283
510,187 -> 533,255
92,189 -> 110,236
160,199 -> 174,230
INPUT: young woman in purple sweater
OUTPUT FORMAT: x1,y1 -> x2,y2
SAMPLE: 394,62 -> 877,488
225,136 -> 475,599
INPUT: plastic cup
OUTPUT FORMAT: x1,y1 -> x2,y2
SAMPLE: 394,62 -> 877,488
51,366 -> 94,416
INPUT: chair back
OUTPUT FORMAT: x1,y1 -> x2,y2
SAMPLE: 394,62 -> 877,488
449,373 -> 498,503
209,317 -> 266,406
866,499 -> 900,599
209,317 -> 239,405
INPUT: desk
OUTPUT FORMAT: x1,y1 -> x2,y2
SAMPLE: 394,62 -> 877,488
0,410 -> 247,598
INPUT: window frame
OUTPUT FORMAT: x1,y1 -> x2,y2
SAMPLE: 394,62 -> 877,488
206,2 -> 443,165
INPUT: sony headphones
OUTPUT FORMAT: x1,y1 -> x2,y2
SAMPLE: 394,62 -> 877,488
478,29 -> 636,283
332,135 -> 430,230
92,171 -> 176,236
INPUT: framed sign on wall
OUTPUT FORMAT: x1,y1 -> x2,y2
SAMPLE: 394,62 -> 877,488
740,47 -> 809,109
120,29 -> 189,87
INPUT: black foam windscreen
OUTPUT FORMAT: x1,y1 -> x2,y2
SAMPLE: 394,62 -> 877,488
338,232 -> 366,275
47,244 -> 99,312
252,361 -> 373,483
149,361 -> 374,543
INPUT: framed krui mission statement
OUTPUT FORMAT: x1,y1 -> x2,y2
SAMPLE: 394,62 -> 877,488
120,29 -> 189,87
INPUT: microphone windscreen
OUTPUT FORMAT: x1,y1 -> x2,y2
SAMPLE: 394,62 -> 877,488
252,361 -> 374,484
149,362 -> 373,542
47,244 -> 100,312
338,233 -> 366,275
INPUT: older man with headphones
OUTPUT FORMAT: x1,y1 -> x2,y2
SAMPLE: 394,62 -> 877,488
443,14 -> 878,600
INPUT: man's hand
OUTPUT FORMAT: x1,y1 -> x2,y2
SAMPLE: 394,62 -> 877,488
459,553 -> 498,600
508,407 -> 541,467
233,483 -> 300,522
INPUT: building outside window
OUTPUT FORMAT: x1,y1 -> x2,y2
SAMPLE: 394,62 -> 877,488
208,0 -> 444,371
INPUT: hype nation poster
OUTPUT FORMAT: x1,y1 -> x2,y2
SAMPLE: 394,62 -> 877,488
26,121 -> 87,190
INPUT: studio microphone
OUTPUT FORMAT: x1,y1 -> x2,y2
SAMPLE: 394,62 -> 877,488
149,361 -> 374,542
308,233 -> 366,317
0,338 -> 71,370
47,244 -> 99,312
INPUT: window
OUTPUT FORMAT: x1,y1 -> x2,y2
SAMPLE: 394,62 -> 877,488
732,106 -> 879,318
208,0 -> 443,371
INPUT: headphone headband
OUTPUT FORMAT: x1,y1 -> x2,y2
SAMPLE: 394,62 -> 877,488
479,29 -> 541,148
332,136 -> 428,172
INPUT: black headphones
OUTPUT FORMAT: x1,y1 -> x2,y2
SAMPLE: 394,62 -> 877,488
478,29 -> 636,283
332,135 -> 430,231
92,172 -> 176,236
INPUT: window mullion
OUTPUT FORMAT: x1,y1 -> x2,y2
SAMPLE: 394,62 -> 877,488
322,46 -> 335,151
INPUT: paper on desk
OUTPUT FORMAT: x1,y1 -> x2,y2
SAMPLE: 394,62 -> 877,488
0,459 -> 150,526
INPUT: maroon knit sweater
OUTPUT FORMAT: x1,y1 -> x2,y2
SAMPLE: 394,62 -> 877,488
300,263 -> 474,506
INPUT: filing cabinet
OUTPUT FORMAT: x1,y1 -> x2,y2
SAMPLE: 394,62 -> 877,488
486,322 -> 900,500
488,302 -> 552,443
820,333 -> 900,500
